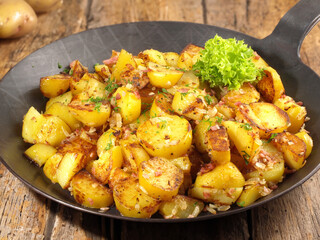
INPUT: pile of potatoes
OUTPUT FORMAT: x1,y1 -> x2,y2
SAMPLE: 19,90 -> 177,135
0,0 -> 62,39
22,44 -> 313,219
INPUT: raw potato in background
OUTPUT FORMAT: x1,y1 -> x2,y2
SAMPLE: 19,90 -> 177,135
0,0 -> 37,38
25,0 -> 63,13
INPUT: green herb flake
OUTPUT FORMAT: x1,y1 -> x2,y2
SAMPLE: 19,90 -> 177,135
58,63 -> 62,69
238,201 -> 245,207
204,95 -> 213,105
240,123 -> 252,131
215,116 -> 223,124
241,150 -> 250,165
267,133 -> 278,143
192,35 -> 263,90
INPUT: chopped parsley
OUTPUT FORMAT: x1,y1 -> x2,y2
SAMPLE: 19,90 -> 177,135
105,79 -> 119,94
240,123 -> 252,131
204,95 -> 213,105
241,150 -> 250,165
215,116 -> 223,124
267,133 -> 278,143
193,35 -> 263,90
58,63 -> 62,69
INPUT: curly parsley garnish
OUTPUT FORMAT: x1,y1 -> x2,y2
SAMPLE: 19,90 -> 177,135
193,35 -> 263,90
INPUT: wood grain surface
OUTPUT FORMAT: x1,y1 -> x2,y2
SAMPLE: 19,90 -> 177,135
0,0 -> 319,239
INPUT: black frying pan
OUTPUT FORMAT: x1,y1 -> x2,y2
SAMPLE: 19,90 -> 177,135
0,0 -> 319,223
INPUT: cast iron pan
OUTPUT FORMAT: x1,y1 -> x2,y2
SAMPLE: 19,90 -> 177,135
0,0 -> 319,222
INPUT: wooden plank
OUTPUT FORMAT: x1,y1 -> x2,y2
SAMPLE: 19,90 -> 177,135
121,214 -> 250,240
88,0 -> 204,28
0,163 -> 48,239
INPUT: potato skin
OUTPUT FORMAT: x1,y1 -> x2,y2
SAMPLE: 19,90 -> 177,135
0,0 -> 37,38
25,0 -> 63,13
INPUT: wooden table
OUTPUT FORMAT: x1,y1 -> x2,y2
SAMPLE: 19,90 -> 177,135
0,0 -> 319,239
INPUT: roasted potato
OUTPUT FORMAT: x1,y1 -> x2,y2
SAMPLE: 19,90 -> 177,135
113,178 -> 161,218
46,91 -> 73,110
206,126 -> 230,165
0,0 -> 37,39
150,92 -> 174,117
159,195 -> 204,219
71,170 -> 113,208
40,74 -> 71,98
296,130 -> 313,158
24,143 -> 57,167
22,106 -> 46,144
137,115 -> 192,159
138,157 -> 184,201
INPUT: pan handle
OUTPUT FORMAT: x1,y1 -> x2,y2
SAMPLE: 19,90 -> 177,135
262,0 -> 320,62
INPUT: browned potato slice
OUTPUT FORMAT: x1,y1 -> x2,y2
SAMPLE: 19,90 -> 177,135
221,83 -> 260,108
193,117 -> 217,153
168,156 -> 191,174
85,78 -> 107,98
172,87 -> 207,120
272,132 -> 306,170
177,44 -> 203,70
142,49 -> 167,65
150,93 -> 174,117
87,146 -> 123,185
139,84 -> 158,112
71,170 -> 113,209
43,153 -> 63,183
24,143 -> 57,167
296,130 -> 313,158
274,95 -> 306,133
97,127 -> 122,157
138,157 -> 184,201
113,178 -> 161,218
215,102 -> 236,120
70,78 -> 88,95
257,67 -> 284,103
36,114 -> 71,147
56,152 -> 88,189
189,162 -> 245,205
159,195 -> 204,219
147,62 -> 184,88
40,74 -> 71,98
236,178 -> 271,207
68,92 -> 111,127
108,168 -> 132,190
244,142 -> 285,184
236,102 -> 290,138
137,115 -> 192,159
94,64 -> 111,79
223,120 -> 261,164
206,126 -> 230,165
69,60 -> 88,79
111,49 -> 137,81
45,102 -> 82,131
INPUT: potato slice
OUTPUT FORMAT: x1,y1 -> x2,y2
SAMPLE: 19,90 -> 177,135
215,102 -> 236,120
251,53 -> 269,69
113,86 -> 141,125
142,49 -> 167,65
113,178 -> 161,218
46,91 -> 73,110
56,152 -> 87,189
175,71 -> 200,88
168,156 -> 191,174
272,132 -> 306,170
120,139 -> 150,172
137,115 -> 192,159
236,102 -> 290,138
40,74 -> 71,98
111,49 -> 137,81
221,83 -> 260,108
85,78 -> 107,98
172,87 -> 206,120
45,102 -> 82,131
24,143 -> 57,167
223,120 -> 261,164
194,117 -> 217,153
236,178 -> 271,207
43,153 -> 63,183
147,62 -> 184,88
68,92 -> 111,127
257,67 -> 285,103
22,106 -> 46,144
189,162 -> 245,205
163,52 -> 179,67
108,168 -> 131,190
138,157 -> 184,201
71,170 -> 113,209
94,64 -> 111,79
97,127 -> 122,157
244,142 -> 285,184
159,195 -> 204,219
296,130 -> 313,158
36,114 -> 71,147
150,92 -> 174,117
274,95 -> 306,134
177,44 -> 203,70
70,78 -> 88,95
206,126 -> 230,165
87,146 -> 123,185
